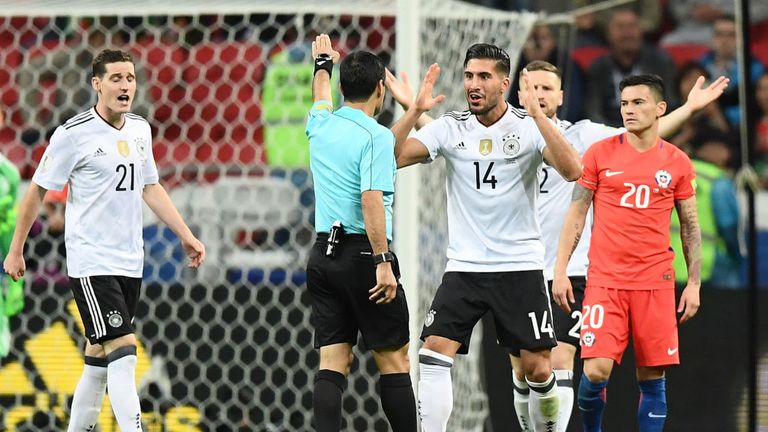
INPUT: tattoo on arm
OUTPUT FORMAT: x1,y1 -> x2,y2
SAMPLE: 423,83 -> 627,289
571,183 -> 594,204
568,231 -> 581,262
677,198 -> 702,285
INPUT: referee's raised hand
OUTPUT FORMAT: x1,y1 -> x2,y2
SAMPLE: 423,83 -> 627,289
369,263 -> 397,305
311,33 -> 340,64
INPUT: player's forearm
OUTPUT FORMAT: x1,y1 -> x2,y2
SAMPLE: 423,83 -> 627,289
391,106 -> 427,149
361,191 -> 389,255
312,70 -> 332,103
8,183 -> 46,255
142,183 -> 195,242
678,198 -> 702,286
554,204 -> 588,277
535,115 -> 582,181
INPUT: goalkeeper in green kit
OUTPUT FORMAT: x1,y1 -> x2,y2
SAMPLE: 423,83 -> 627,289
0,153 -> 23,359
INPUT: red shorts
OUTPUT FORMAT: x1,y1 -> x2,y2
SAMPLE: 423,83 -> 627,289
579,286 -> 679,367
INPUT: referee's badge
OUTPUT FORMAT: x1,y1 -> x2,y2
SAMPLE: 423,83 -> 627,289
478,139 -> 492,156
117,140 -> 130,158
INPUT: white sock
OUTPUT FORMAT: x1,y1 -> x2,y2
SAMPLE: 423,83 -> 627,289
107,346 -> 143,431
554,369 -> 574,432
512,373 -> 533,432
68,357 -> 108,432
527,373 -> 560,431
418,348 -> 454,432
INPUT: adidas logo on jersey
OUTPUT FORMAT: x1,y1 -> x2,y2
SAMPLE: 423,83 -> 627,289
93,148 -> 107,157
453,141 -> 466,150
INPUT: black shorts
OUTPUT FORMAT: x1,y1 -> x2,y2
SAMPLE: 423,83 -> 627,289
69,275 -> 141,345
421,270 -> 557,355
306,234 -> 409,351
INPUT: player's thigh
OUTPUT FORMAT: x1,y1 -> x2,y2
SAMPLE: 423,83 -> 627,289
549,276 -> 586,349
579,285 -> 631,364
69,275 -> 137,345
421,272 -> 488,355
306,246 -> 357,348
490,270 -> 556,353
346,251 -> 410,351
630,288 -> 679,367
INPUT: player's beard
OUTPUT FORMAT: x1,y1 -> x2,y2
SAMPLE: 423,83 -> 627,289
467,98 -> 498,116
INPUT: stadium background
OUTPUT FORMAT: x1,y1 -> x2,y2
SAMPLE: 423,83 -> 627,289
0,0 -> 765,431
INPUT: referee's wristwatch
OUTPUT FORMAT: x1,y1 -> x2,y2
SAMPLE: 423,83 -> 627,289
373,251 -> 395,266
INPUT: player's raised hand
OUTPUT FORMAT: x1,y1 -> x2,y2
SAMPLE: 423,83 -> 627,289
3,253 -> 25,282
385,68 -> 415,110
311,33 -> 340,64
551,274 -> 575,314
181,236 -> 206,268
369,263 -> 397,305
414,63 -> 446,113
677,283 -> 700,324
518,68 -> 545,118
684,75 -> 729,112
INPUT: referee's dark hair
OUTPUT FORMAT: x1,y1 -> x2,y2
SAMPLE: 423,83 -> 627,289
92,49 -> 134,79
464,43 -> 511,77
340,51 -> 386,102
619,74 -> 666,102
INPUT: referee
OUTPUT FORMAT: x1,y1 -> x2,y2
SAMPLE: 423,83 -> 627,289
305,34 -> 441,432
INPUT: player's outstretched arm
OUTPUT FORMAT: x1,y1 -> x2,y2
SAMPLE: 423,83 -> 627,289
675,196 -> 702,323
519,69 -> 582,181
311,33 -> 340,104
658,75 -> 729,137
385,68 -> 435,130
143,183 -> 205,268
552,184 -> 593,313
3,182 -> 47,281
390,63 -> 445,169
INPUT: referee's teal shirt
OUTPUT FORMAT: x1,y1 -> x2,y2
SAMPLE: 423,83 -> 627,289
306,100 -> 396,241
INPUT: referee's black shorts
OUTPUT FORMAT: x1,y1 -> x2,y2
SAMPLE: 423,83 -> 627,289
306,234 -> 410,351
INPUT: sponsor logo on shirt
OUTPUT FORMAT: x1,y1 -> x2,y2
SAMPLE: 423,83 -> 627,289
479,139 -> 492,156
93,148 -> 107,157
605,169 -> 623,177
453,141 -> 466,150
654,169 -> 672,188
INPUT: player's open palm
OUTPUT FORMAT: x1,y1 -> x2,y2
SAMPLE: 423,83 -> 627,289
677,284 -> 700,324
3,253 -> 25,282
552,275 -> 575,314
685,75 -> 729,111
311,33 -> 340,64
414,63 -> 446,112
385,68 -> 415,109
518,68 -> 545,118
369,263 -> 397,305
182,236 -> 206,268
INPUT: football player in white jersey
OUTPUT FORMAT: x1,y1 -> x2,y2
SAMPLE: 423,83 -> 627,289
4,49 -> 205,432
388,59 -> 727,431
390,43 -> 583,432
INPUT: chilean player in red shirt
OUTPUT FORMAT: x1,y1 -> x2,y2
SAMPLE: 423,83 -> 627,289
552,74 -> 702,432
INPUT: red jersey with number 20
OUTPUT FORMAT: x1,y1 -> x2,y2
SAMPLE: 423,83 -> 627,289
578,133 -> 696,289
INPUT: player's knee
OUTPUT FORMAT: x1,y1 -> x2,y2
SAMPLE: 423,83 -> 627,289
421,336 -> 460,357
373,345 -> 410,374
583,363 -> 611,382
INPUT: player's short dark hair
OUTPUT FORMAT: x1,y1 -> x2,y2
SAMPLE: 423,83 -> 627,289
339,51 -> 385,102
464,43 -> 511,76
92,49 -> 134,79
522,60 -> 561,79
619,74 -> 665,102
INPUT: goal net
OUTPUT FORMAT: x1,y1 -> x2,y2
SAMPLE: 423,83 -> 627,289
0,1 -> 536,430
